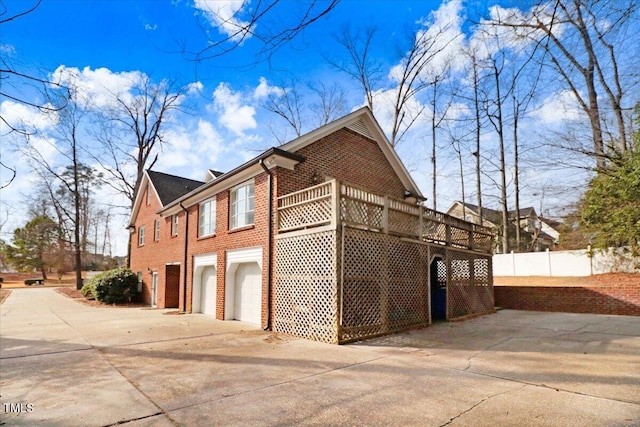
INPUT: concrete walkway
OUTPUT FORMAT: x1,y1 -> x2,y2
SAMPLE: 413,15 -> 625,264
1,288 -> 639,426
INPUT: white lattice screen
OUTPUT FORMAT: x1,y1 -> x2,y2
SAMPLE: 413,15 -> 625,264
274,180 -> 495,344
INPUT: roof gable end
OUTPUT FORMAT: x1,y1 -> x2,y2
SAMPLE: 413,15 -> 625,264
279,107 -> 423,198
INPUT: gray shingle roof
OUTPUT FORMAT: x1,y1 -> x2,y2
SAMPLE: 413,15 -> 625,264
147,170 -> 204,206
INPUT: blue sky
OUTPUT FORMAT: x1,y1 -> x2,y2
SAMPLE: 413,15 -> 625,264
2,0 -> 623,256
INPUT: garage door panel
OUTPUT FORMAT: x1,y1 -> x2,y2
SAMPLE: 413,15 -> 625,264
234,262 -> 261,325
201,266 -> 217,315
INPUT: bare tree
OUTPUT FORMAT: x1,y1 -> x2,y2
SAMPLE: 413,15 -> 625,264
93,76 -> 183,208
263,79 -> 346,142
309,82 -> 346,127
0,0 -> 69,188
491,0 -> 638,169
427,69 -> 455,211
21,80 -> 97,288
329,25 -> 384,111
484,52 -> 511,254
331,21 -> 459,146
186,0 -> 340,63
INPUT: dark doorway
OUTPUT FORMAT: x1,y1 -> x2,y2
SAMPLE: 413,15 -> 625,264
165,265 -> 181,308
430,257 -> 447,321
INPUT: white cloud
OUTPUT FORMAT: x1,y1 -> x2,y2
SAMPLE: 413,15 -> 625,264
193,0 -> 252,42
187,81 -> 204,95
144,23 -> 158,31
158,119 -> 225,174
253,77 -> 285,99
389,0 -> 466,85
0,100 -> 57,134
212,82 -> 257,135
531,90 -> 584,124
50,66 -> 144,108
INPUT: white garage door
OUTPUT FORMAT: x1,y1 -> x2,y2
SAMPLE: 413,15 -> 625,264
233,262 -> 262,325
200,266 -> 217,315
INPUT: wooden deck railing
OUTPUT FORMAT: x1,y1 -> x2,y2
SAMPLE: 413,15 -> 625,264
277,179 -> 493,254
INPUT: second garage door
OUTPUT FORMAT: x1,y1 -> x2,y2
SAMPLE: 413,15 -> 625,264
200,266 -> 217,315
233,262 -> 262,325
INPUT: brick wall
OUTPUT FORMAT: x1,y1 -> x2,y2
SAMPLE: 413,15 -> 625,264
494,285 -> 640,316
275,128 -> 407,199
184,173 -> 270,321
131,124 -> 411,326
130,183 -> 186,308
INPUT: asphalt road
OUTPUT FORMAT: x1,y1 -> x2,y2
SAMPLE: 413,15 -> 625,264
1,288 -> 639,426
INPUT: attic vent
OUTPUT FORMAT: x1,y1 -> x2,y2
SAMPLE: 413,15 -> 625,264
347,119 -> 373,139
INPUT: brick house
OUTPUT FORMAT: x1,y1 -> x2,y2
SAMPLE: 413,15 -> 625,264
129,107 -> 494,343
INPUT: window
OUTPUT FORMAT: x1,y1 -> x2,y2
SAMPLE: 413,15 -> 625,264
146,184 -> 150,205
138,225 -> 145,246
199,199 -> 217,237
171,214 -> 179,236
154,219 -> 160,241
230,181 -> 255,229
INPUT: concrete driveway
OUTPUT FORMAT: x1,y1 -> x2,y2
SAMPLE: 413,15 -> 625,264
1,288 -> 638,426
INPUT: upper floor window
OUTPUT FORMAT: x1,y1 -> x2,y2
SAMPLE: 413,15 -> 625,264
171,214 -> 179,236
199,199 -> 217,237
138,225 -> 145,246
154,219 -> 160,241
230,181 -> 255,229
146,184 -> 150,205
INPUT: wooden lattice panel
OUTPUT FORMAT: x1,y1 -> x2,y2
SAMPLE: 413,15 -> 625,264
449,226 -> 471,249
274,230 -> 339,343
447,252 -> 494,320
277,182 -> 333,232
340,228 -> 430,342
387,240 -> 430,331
341,197 -> 384,229
388,208 -> 420,237
340,228 -> 385,341
278,196 -> 332,231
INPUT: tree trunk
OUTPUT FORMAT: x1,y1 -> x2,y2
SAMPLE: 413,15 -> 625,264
513,97 -> 521,252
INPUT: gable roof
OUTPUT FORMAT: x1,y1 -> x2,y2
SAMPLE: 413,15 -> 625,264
147,170 -> 204,205
128,170 -> 204,228
203,169 -> 225,182
130,107 -> 423,222
453,201 -> 538,223
280,106 -> 423,198
159,147 -> 305,217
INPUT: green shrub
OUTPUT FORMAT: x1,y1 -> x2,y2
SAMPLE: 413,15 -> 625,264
91,267 -> 140,304
80,281 -> 95,299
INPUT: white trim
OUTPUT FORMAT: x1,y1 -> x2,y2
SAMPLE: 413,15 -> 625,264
230,180 -> 255,230
192,253 -> 218,315
151,271 -> 158,307
198,198 -> 217,237
224,247 -> 263,323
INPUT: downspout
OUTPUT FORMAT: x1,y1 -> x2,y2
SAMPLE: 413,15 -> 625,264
179,202 -> 189,313
259,159 -> 273,331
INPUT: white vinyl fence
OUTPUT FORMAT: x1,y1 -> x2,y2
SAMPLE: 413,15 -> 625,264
493,247 -> 639,276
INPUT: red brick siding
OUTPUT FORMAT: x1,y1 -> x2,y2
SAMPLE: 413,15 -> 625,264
129,184 -> 186,308
184,174 -> 270,323
130,125 -> 411,327
494,285 -> 640,316
275,128 -> 407,198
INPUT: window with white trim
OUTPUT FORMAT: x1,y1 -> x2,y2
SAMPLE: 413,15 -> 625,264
138,225 -> 145,246
154,219 -> 160,241
199,199 -> 216,237
230,181 -> 255,229
171,214 -> 179,236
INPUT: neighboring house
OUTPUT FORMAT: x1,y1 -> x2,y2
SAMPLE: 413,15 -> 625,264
446,201 -> 559,253
129,108 -> 494,343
